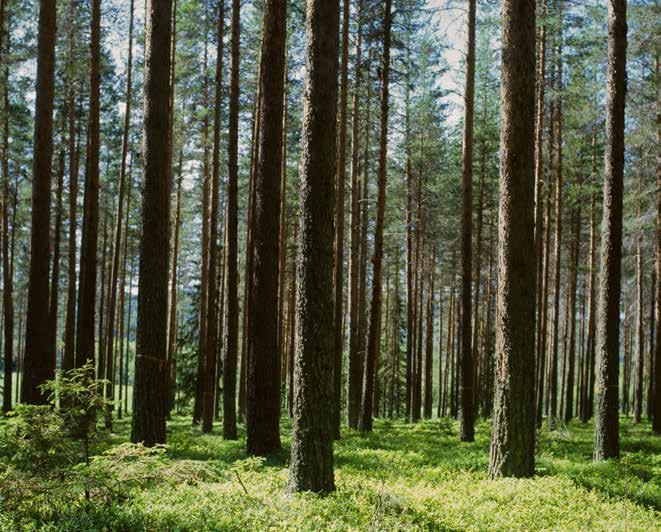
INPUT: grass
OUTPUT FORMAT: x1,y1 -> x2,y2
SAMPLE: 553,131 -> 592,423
17,413 -> 656,531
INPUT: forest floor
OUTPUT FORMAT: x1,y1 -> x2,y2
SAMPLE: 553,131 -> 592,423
18,413 -> 659,531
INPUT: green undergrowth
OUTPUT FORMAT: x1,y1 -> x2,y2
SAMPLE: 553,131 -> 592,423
1,414 -> 659,531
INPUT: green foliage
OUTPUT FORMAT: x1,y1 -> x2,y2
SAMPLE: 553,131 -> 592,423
1,415 -> 657,530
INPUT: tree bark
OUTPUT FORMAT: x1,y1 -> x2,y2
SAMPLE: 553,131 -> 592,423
48,151 -> 65,376
131,0 -> 173,446
347,0 -> 364,430
75,0 -> 101,371
105,0 -> 134,429
21,0 -> 56,404
594,0 -> 627,460
246,0 -> 286,455
488,0 -> 536,479
459,0 -> 476,442
223,0 -> 240,440
62,0 -> 78,374
287,0 -> 340,493
358,0 -> 392,433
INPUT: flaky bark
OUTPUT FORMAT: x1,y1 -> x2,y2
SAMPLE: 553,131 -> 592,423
594,0 -> 627,460
287,0 -> 340,494
247,0 -> 286,455
131,0 -> 173,446
22,0 -> 56,404
488,0 -> 536,479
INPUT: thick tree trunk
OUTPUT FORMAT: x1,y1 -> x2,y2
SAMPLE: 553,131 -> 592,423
22,0 -> 56,404
287,0 -> 340,494
594,0 -> 627,461
246,0 -> 286,455
488,0 -> 537,479
131,0 -> 173,447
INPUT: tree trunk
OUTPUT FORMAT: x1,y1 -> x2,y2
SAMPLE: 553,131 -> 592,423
201,0 -> 225,434
48,151 -> 64,375
633,233 -> 644,423
105,0 -> 134,429
131,0 -> 173,447
459,0 -> 476,442
21,0 -> 56,404
331,0 -> 350,439
62,0 -> 78,374
594,0 -> 627,460
564,188 -> 581,423
194,0 -> 211,426
358,0 -> 392,434
488,0 -> 537,479
246,0 -> 286,455
347,0 -> 364,430
1,38 -> 13,414
423,252 -> 435,419
287,0 -> 340,493
75,0 -> 101,371
223,0 -> 240,440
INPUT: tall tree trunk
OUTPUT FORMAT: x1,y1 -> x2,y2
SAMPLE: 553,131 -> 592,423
594,0 -> 627,461
75,0 -> 101,371
548,10 -> 564,429
223,0 -> 240,440
194,0 -> 211,426
332,0 -> 350,439
564,187 -> 581,422
459,0 -> 476,442
62,0 -> 78,374
131,0 -> 174,447
652,53 -> 661,434
105,0 -> 134,429
347,0 -> 364,430
488,0 -> 537,479
246,0 -> 286,455
202,0 -> 225,434
358,0 -> 392,433
534,0 -> 548,379
287,0 -> 340,494
1,38 -> 13,414
22,0 -> 56,404
583,191 -> 598,421
648,269 -> 656,420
